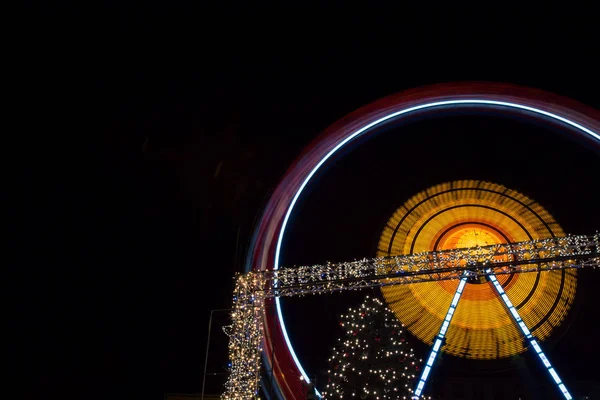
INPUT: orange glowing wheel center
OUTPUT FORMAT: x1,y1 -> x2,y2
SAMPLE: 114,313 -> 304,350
441,225 -> 502,249
378,180 -> 577,360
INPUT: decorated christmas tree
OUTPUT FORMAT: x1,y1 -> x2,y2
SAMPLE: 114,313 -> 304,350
323,295 -> 428,399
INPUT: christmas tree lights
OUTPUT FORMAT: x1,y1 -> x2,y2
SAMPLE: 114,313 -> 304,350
324,295 -> 430,400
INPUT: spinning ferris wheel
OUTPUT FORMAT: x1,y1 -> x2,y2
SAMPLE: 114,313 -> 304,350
221,83 -> 600,400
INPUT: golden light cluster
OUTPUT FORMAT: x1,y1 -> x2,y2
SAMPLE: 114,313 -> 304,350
378,180 -> 577,359
323,296 -> 429,400
222,273 -> 265,399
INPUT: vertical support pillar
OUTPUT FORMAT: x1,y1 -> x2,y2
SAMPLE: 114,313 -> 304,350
222,273 -> 266,399
488,272 -> 573,400
412,275 -> 469,399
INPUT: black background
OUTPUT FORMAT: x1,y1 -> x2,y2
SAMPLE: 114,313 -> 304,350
10,3 -> 600,400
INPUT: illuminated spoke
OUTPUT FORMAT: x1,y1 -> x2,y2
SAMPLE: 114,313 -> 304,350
412,275 -> 468,398
488,273 -> 573,400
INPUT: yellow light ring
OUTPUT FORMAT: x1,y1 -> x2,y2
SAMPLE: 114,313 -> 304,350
377,180 -> 577,359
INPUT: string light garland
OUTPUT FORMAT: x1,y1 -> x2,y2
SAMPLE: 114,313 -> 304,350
222,273 -> 265,399
235,235 -> 598,299
324,295 -> 430,400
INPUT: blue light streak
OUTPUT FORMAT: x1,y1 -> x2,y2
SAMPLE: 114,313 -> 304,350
488,273 -> 573,400
412,276 -> 468,398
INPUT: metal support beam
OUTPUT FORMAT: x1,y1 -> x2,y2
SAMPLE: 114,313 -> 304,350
413,274 -> 468,399
252,234 -> 600,299
201,308 -> 232,400
488,273 -> 573,400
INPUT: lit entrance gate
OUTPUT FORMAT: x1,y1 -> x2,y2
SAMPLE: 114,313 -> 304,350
223,234 -> 599,399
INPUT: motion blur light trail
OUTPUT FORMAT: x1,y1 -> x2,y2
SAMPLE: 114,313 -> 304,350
378,180 -> 576,360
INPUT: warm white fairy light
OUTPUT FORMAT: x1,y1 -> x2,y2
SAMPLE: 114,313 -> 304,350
323,296 -> 431,400
222,273 -> 266,399
259,234 -> 599,298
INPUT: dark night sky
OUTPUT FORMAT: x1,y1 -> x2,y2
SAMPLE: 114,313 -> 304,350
10,3 -> 600,400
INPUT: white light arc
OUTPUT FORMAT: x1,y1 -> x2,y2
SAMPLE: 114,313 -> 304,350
271,99 -> 600,395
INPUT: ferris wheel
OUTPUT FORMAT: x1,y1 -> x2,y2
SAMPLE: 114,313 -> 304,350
222,83 -> 600,400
